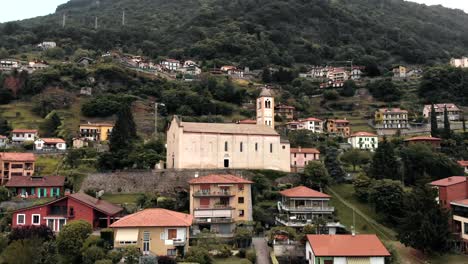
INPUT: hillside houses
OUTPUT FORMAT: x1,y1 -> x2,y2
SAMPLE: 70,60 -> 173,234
450,57 -> 468,68
423,103 -> 462,121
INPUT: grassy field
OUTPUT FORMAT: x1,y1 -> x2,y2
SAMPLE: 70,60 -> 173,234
213,256 -> 245,264
35,155 -> 63,175
0,101 -> 44,129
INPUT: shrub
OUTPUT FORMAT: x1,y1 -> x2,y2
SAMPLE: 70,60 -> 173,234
122,246 -> 141,264
158,256 -> 177,264
100,228 -> 114,249
9,225 -> 54,242
95,260 -> 113,264
107,250 -> 123,264
238,248 -> 246,258
140,255 -> 158,264
82,245 -> 106,264
246,248 -> 256,264
323,90 -> 339,100
217,244 -> 232,258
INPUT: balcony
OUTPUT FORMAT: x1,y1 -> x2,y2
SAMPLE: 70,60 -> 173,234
194,208 -> 232,218
193,190 -> 234,197
280,205 -> 334,213
193,218 -> 234,224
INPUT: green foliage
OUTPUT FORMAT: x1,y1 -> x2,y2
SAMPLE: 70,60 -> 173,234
0,187 -> 10,203
82,245 -> 106,264
368,179 -> 405,225
324,147 -> 346,182
397,185 -> 450,253
1,239 -> 41,264
340,80 -> 357,97
184,246 -> 212,264
246,248 -> 256,264
367,79 -> 402,102
419,66 -> 468,106
430,104 -> 438,137
106,250 -> 123,264
43,47 -> 65,59
57,220 -> 93,264
157,256 -> 177,264
353,174 -> 373,202
32,88 -> 73,117
323,90 -> 339,101
443,105 -> 451,139
122,246 -> 141,264
39,111 -> 62,137
100,229 -> 114,249
369,138 -> 400,181
302,161 -> 332,189
0,118 -> 12,135
140,255 -> 158,264
110,103 -> 137,152
81,94 -> 136,117
0,88 -> 14,104
95,260 -> 114,264
340,149 -> 371,172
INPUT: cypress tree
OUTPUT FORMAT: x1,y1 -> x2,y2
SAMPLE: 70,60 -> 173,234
430,104 -> 438,137
369,138 -> 400,180
109,104 -> 137,153
443,105 -> 451,138
0,118 -> 11,135
324,147 -> 346,183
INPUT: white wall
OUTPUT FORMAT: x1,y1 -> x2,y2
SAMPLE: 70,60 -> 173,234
370,257 -> 385,264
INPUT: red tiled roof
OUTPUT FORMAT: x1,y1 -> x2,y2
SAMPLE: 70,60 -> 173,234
0,135 -> 6,139
80,122 -> 114,127
110,208 -> 193,228
69,193 -> 123,215
12,129 -> 38,133
378,108 -> 408,113
404,136 -> 441,142
302,117 -> 322,122
238,119 -> 257,124
0,152 -> 36,162
334,119 -> 349,123
188,174 -> 253,184
350,132 -> 377,137
458,161 -> 468,167
451,199 -> 468,208
40,138 -> 66,144
307,234 -> 390,257
280,186 -> 330,198
429,176 -> 466,187
6,176 -> 64,188
290,148 -> 320,154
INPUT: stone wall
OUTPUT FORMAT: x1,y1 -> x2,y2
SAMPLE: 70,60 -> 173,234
81,169 -> 258,196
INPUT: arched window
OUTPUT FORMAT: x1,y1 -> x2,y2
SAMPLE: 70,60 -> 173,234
225,141 -> 228,152
240,142 -> 243,152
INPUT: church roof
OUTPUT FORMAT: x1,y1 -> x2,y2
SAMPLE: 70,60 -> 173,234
259,88 -> 272,97
180,121 -> 279,136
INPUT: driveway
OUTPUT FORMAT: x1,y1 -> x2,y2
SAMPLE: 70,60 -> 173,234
252,237 -> 271,264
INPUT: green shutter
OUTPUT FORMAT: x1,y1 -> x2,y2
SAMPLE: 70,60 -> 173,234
55,188 -> 60,197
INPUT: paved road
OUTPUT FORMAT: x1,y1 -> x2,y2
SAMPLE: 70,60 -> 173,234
252,237 -> 271,264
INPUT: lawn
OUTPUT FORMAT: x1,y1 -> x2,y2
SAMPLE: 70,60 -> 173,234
213,256 -> 245,264
0,101 -> 44,129
101,193 -> 142,205
35,156 -> 63,175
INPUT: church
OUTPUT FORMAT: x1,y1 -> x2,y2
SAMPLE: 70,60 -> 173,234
166,88 -> 291,172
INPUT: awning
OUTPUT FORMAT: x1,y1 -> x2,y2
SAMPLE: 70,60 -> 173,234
347,257 -> 371,264
115,228 -> 139,242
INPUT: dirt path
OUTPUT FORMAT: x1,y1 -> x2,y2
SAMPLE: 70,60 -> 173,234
252,237 -> 271,264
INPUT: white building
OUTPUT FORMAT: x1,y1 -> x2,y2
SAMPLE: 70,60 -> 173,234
422,103 -> 462,121
0,135 -> 7,148
11,129 -> 38,143
286,118 -> 323,133
306,234 -> 390,264
450,57 -> 468,68
256,88 -> 275,129
161,59 -> 180,71
0,59 -> 20,71
37,42 -> 57,50
34,138 -> 67,151
348,132 -> 378,151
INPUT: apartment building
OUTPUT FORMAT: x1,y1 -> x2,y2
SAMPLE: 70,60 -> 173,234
326,119 -> 351,137
0,153 -> 36,185
375,108 -> 408,129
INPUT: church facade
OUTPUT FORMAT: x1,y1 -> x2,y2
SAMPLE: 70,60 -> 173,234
166,88 -> 290,172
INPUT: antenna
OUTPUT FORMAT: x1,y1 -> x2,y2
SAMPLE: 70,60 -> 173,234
122,10 -> 126,26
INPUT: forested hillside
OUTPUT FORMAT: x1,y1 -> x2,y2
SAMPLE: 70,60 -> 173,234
1,0 -> 468,68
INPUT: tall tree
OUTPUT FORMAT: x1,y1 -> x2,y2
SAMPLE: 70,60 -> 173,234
109,103 -> 137,153
430,104 -> 438,137
443,105 -> 451,138
368,179 -> 404,225
397,185 -> 450,254
324,147 -> 346,182
369,138 -> 400,181
0,118 -> 12,135
261,68 -> 272,83
302,161 -> 332,189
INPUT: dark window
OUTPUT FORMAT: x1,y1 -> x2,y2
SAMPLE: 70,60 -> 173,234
465,223 -> 468,235
239,210 -> 245,217
304,154 -> 307,158
255,143 -> 258,151
224,159 -> 229,168
240,142 -> 243,152
69,207 -> 74,217
224,142 -> 228,151
238,197 -> 244,204
270,143 -> 273,153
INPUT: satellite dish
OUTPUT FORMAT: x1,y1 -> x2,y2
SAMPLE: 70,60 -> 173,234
96,190 -> 105,198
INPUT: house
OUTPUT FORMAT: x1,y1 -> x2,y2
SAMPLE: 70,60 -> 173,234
0,59 -> 20,71
27,60 -> 49,72
422,104 -> 462,122
326,119 -> 351,137
305,234 -> 390,264
404,136 -> 441,149
350,66 -> 364,80
286,121 -> 303,130
227,68 -> 244,78
0,153 -> 36,185
374,108 -> 408,129
450,57 -> 468,68
34,138 -> 67,151
220,66 -> 237,72
327,67 -> 348,82
348,132 -> 378,151
458,161 -> 468,174
79,122 -> 114,141
429,176 -> 468,209
161,59 -> 180,71
290,147 -> 320,173
111,208 -> 192,256
406,67 -> 423,78
276,186 -> 333,228
0,135 -> 7,148
301,118 -> 324,133
392,65 -> 407,78
183,60 -> 197,67
275,104 -> 295,121
256,88 -> 275,129
37,42 -> 57,50
11,129 -> 38,143
166,116 -> 290,172
450,199 -> 468,252
12,192 -> 123,232
77,57 -> 94,66
189,174 -> 252,237
6,176 -> 64,199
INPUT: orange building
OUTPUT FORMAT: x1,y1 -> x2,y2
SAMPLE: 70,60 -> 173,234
0,153 -> 36,185
326,119 -> 351,137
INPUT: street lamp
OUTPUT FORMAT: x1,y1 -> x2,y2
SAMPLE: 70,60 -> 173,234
154,102 -> 165,139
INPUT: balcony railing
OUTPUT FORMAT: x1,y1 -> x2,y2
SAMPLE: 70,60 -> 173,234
195,204 -> 233,210
193,190 -> 233,197
193,218 -> 234,224
280,205 -> 334,213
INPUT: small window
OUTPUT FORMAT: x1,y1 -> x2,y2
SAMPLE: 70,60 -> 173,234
224,141 -> 228,152
270,143 -> 273,153
239,210 -> 245,217
238,197 -> 244,204
32,214 -> 40,225
255,143 -> 258,151
304,154 -> 307,158
294,153 -> 296,158
167,249 -> 177,256
240,142 -> 243,152
17,214 -> 25,225
464,223 -> 468,235
69,207 -> 75,217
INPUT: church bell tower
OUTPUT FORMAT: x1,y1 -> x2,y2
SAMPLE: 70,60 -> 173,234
256,88 -> 274,129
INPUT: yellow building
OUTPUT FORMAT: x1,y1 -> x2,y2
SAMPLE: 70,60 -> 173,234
110,208 -> 193,257
79,122 -> 114,141
189,174 -> 253,237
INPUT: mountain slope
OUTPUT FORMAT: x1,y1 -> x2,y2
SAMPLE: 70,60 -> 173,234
1,0 -> 468,68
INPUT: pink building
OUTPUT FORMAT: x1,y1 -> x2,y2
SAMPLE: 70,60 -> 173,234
291,147 -> 320,172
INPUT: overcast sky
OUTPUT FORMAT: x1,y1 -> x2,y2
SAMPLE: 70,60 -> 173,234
0,0 -> 467,23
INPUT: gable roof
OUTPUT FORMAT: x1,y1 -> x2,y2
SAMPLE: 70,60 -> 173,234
350,132 -> 377,137
259,88 -> 272,97
189,174 -> 253,184
429,176 -> 466,187
0,152 -> 36,162
280,186 -> 330,198
302,117 -> 322,122
6,176 -> 64,188
12,129 -> 38,134
110,208 -> 193,228
178,120 -> 278,136
39,138 -> 66,144
68,193 -> 123,215
290,148 -> 320,154
0,135 -> 6,139
306,234 -> 390,257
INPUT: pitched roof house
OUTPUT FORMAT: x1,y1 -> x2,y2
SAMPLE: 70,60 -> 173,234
6,175 -> 65,199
